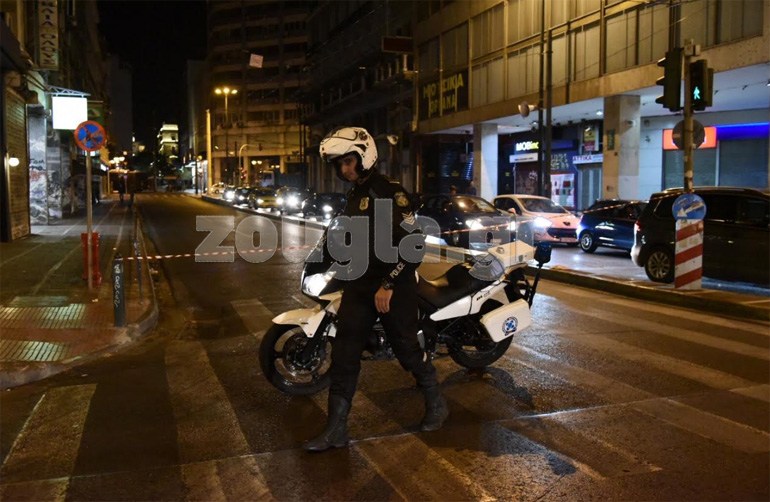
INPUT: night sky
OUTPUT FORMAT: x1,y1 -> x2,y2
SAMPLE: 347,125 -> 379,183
97,0 -> 207,146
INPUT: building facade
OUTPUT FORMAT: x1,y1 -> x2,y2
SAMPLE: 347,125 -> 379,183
414,0 -> 770,209
206,0 -> 311,188
1,0 -> 111,241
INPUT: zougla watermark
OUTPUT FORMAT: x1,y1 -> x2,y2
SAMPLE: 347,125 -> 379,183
195,200 -> 522,281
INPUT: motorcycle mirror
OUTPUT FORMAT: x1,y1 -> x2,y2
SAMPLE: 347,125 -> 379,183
534,242 -> 552,265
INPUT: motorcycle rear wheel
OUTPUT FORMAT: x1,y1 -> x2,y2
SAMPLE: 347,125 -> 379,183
259,324 -> 331,395
447,301 -> 513,369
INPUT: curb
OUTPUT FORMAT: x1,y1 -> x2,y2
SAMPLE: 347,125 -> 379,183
533,266 -> 770,323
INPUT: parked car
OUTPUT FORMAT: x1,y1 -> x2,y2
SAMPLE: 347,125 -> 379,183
302,192 -> 347,219
209,182 -> 226,194
578,200 -> 648,253
247,187 -> 280,211
416,194 -> 522,250
631,186 -> 769,284
493,194 -> 579,245
276,187 -> 314,215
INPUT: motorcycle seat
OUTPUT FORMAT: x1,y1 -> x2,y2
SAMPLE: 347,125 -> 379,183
417,263 -> 494,310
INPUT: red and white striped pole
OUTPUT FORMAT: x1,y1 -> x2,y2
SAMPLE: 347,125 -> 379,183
674,218 -> 704,289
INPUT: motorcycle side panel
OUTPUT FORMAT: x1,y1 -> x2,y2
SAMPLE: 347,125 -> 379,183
272,308 -> 326,337
480,299 -> 532,342
429,296 -> 472,321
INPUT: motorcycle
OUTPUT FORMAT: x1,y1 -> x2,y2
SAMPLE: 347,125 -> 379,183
259,226 -> 552,396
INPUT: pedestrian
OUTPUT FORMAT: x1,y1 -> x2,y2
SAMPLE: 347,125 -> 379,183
117,176 -> 126,205
304,126 -> 448,452
466,180 -> 477,196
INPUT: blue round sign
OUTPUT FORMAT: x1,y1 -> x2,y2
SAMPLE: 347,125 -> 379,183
672,193 -> 707,220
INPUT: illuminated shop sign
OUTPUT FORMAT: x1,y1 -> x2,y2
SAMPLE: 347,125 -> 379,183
419,69 -> 469,119
663,126 -> 717,150
38,0 -> 59,70
515,141 -> 539,151
572,154 -> 604,164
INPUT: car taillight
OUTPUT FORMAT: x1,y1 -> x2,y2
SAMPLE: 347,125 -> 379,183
634,221 -> 641,234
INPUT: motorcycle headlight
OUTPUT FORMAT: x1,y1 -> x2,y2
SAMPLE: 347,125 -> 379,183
465,218 -> 484,230
301,271 -> 336,297
533,216 -> 552,229
322,204 -> 333,213
287,195 -> 299,207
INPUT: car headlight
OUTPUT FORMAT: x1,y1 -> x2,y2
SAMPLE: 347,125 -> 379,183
301,271 -> 336,297
238,195 -> 245,200
322,204 -> 333,213
276,197 -> 284,205
533,216 -> 552,229
257,198 -> 264,204
287,195 -> 299,207
465,218 -> 484,230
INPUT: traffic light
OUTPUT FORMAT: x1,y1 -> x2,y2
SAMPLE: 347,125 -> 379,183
690,59 -> 713,111
655,48 -> 683,112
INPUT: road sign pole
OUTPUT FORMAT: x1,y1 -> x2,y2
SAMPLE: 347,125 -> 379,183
683,39 -> 698,193
86,153 -> 94,290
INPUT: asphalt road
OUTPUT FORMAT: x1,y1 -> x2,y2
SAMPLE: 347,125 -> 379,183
1,193 -> 768,500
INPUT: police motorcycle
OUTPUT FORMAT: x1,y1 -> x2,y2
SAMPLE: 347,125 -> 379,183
259,221 -> 552,396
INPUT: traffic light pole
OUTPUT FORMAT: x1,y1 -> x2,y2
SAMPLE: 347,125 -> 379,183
682,40 -> 698,194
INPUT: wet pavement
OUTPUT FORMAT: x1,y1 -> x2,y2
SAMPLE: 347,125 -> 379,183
0,191 -> 766,390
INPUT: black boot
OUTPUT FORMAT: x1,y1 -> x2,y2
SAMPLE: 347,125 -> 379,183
420,385 -> 449,432
303,395 -> 351,452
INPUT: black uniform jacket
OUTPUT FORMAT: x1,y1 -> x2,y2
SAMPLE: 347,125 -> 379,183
341,169 -> 423,286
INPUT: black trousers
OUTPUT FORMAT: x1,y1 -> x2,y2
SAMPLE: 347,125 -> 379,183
329,276 -> 438,402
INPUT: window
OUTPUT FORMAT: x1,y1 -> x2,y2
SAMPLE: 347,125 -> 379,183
572,22 -> 601,81
606,10 -> 637,73
508,0 -> 542,44
418,38 -> 439,75
471,4 -> 504,59
442,23 -> 468,70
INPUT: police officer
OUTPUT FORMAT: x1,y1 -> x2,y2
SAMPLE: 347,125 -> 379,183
304,126 -> 449,452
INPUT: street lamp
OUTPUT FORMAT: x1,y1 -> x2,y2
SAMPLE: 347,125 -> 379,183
214,86 -> 237,185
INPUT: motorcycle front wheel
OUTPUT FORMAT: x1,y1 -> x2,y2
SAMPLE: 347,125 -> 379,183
259,323 -> 332,395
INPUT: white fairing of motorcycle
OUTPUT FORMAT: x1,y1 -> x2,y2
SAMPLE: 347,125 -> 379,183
429,240 -> 534,322
271,292 -> 341,337
480,299 -> 532,342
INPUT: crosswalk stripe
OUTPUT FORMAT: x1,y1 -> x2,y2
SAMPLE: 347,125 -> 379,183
165,341 -> 251,464
553,290 -> 770,361
631,397 -> 770,453
568,332 -> 756,390
309,391 -> 496,500
730,384 -> 770,403
500,412 -> 660,479
0,384 -> 96,484
181,456 -> 272,502
231,298 -> 275,335
0,478 -> 68,501
602,296 -> 770,334
506,344 -> 656,402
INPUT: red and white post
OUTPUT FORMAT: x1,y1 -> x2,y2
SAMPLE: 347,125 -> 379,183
674,219 -> 704,289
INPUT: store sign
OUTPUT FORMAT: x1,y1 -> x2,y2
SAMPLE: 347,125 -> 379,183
572,154 -> 604,165
510,153 -> 538,163
38,0 -> 59,70
419,69 -> 469,119
515,141 -> 539,152
663,126 -> 717,150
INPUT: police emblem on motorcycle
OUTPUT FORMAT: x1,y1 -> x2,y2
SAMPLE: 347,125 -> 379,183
503,316 -> 518,335
359,197 -> 369,210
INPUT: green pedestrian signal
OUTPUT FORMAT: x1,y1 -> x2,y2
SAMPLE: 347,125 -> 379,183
655,48 -> 683,112
690,59 -> 713,111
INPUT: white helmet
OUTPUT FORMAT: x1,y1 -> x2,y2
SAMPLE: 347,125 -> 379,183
319,126 -> 378,171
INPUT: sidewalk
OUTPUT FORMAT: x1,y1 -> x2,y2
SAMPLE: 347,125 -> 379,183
0,196 -> 158,389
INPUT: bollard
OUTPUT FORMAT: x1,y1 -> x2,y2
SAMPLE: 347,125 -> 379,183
113,253 -> 126,327
133,238 -> 143,297
81,232 -> 102,285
